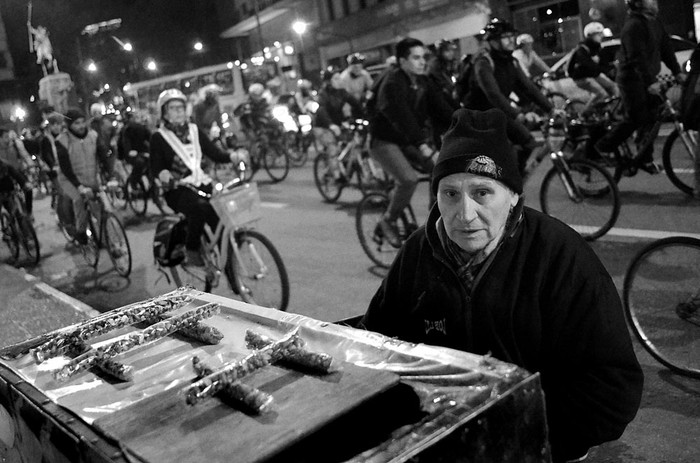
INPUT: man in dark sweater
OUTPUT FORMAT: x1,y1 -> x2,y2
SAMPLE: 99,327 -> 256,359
595,0 -> 685,173
362,108 -> 643,463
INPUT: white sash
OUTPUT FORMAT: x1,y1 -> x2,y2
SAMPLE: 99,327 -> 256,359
158,123 -> 212,187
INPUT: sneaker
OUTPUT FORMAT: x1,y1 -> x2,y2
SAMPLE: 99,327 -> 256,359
378,217 -> 402,249
636,160 -> 663,175
185,248 -> 205,267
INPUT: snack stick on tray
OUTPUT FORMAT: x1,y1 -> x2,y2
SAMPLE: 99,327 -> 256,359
32,289 -> 194,363
185,329 -> 300,405
69,341 -> 134,382
245,330 -> 339,373
192,357 -> 273,413
156,314 -> 224,345
53,303 -> 219,381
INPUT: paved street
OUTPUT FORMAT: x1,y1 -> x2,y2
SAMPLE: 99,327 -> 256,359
1,138 -> 699,462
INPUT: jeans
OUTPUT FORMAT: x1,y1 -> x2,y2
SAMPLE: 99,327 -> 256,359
574,74 -> 618,113
164,185 -> 218,250
58,182 -> 88,236
596,79 -> 660,163
369,139 -> 418,222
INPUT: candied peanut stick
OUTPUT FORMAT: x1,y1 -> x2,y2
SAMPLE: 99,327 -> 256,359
185,329 -> 300,405
245,330 -> 339,373
32,289 -> 194,363
69,342 -> 134,382
192,357 -> 273,413
157,314 -> 223,345
53,303 -> 219,381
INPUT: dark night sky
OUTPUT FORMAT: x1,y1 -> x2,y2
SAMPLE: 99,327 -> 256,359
1,0 -> 232,97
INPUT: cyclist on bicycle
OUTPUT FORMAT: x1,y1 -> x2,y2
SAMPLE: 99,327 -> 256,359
0,159 -> 32,220
512,33 -> 551,79
235,83 -> 272,141
369,37 -> 453,247
461,18 -> 553,175
55,108 -> 110,244
595,0 -> 686,174
150,88 -> 243,267
339,53 -> 373,104
568,22 -> 619,117
120,111 -> 152,188
0,128 -> 34,219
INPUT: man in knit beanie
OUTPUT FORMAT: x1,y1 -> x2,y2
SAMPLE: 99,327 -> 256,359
362,108 -> 643,462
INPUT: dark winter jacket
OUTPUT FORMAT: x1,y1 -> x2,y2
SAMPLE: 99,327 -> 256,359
681,43 -> 700,128
463,49 -> 552,119
617,11 -> 681,86
361,204 -> 643,462
315,86 -> 362,129
0,160 -> 28,193
370,67 -> 453,147
149,125 -> 229,181
568,39 -> 603,79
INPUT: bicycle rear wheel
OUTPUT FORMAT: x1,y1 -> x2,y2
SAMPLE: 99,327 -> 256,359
355,193 -> 415,268
228,230 -> 289,311
623,237 -> 700,378
104,213 -> 132,277
262,143 -> 290,183
18,215 -> 40,265
81,216 -> 100,268
313,152 -> 344,203
1,210 -> 20,262
127,178 -> 148,216
662,128 -> 696,196
540,159 -> 620,241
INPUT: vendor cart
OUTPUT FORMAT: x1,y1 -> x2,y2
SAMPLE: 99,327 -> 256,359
0,287 -> 551,462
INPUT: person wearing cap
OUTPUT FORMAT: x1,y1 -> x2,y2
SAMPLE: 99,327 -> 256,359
192,84 -> 224,140
462,18 -> 553,174
54,108 -> 110,243
512,33 -> 551,78
361,108 -> 643,463
40,112 -> 65,209
568,22 -> 619,116
595,0 -> 686,174
150,89 -> 243,267
339,53 -> 374,104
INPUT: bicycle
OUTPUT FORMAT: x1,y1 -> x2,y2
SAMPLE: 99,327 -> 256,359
123,152 -> 168,216
0,186 -> 40,266
156,179 -> 290,311
623,236 -> 700,378
525,110 -> 620,241
313,118 -> 390,203
68,186 -> 133,277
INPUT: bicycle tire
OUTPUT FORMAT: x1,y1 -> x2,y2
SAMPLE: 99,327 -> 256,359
286,131 -> 309,167
170,265 -> 213,293
127,178 -> 148,216
104,213 -> 132,277
313,152 -> 344,203
355,193 -> 415,268
228,229 -> 290,311
81,215 -> 100,268
18,215 -> 40,265
539,158 -> 620,241
623,236 -> 700,378
1,210 -> 20,262
662,128 -> 696,196
262,143 -> 290,183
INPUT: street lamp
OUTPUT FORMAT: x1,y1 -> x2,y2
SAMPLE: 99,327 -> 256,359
145,59 -> 157,72
194,41 -> 203,51
292,20 -> 308,35
86,61 -> 97,72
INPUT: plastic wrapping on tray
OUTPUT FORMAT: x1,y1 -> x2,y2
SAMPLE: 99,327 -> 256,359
0,288 -> 529,424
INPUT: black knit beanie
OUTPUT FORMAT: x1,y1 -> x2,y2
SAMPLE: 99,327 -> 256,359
432,108 -> 523,194
64,107 -> 86,123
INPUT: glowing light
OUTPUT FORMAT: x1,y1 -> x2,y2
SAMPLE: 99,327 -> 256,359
194,41 -> 203,51
234,60 -> 241,66
603,28 -> 613,37
146,59 -> 157,71
241,63 -> 248,70
87,61 -> 97,72
546,9 -> 552,15
185,81 -> 191,88
11,106 -> 26,121
273,41 -> 281,48
263,47 -> 270,53
557,18 -> 563,24
273,56 -> 280,62
227,62 -> 234,69
123,42 -> 133,52
104,83 -> 110,90
284,45 -> 295,55
292,20 -> 308,35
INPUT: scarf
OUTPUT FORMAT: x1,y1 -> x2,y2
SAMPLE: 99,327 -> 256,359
163,120 -> 190,143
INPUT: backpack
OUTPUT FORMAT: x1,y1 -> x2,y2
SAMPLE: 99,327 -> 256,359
153,216 -> 187,267
364,67 -> 392,122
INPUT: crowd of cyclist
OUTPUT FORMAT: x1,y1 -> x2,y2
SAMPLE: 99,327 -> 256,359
2,0 -> 699,268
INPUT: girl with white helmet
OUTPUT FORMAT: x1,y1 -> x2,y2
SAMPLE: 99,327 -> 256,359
512,32 -> 551,78
149,88 -> 242,266
567,22 -> 619,116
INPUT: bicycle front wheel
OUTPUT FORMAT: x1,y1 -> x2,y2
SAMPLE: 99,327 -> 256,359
540,159 -> 620,241
262,143 -> 290,183
127,178 -> 148,216
228,230 -> 289,311
313,152 -> 343,203
81,216 -> 100,268
662,128 -> 697,196
104,213 -> 132,277
18,215 -> 40,265
623,237 -> 700,378
355,193 -> 415,268
1,210 -> 20,262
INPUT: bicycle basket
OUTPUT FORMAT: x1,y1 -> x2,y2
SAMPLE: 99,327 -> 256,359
153,216 -> 187,267
210,182 -> 261,230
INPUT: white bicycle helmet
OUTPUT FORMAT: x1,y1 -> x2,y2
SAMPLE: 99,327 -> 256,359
157,88 -> 186,117
516,33 -> 534,46
248,83 -> 265,96
583,22 -> 605,38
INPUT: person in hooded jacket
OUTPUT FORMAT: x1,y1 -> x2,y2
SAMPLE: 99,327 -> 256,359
361,108 -> 644,463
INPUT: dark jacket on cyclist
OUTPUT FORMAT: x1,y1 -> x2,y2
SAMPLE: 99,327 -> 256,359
0,160 -> 28,194
121,120 -> 151,157
463,49 -> 551,119
315,85 -> 362,129
370,67 -> 453,148
361,202 -> 643,463
568,38 -> 604,79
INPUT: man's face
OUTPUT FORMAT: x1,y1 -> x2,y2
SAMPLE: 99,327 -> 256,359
437,172 -> 519,255
164,100 -> 187,125
590,32 -> 603,43
399,46 -> 426,76
641,0 -> 658,15
70,118 -> 87,136
492,33 -> 517,52
49,121 -> 63,135
441,46 -> 456,62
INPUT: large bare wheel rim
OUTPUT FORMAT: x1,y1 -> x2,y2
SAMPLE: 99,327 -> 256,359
355,193 -> 398,268
104,214 -> 132,277
313,153 -> 343,202
623,237 -> 700,378
1,210 -> 20,261
662,129 -> 696,196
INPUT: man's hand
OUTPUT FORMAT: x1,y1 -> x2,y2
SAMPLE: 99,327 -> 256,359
647,81 -> 663,96
418,143 -> 434,159
158,169 -> 173,185
592,55 -> 600,64
78,185 -> 94,198
128,150 -> 138,157
329,124 -> 341,137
